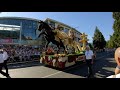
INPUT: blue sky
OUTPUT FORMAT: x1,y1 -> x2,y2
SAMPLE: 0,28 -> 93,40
0,12 -> 114,43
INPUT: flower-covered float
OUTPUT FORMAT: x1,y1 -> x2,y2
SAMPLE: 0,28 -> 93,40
39,32 -> 88,69
38,21 -> 89,69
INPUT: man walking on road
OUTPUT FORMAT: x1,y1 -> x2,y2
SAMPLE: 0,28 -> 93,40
84,46 -> 94,78
0,49 -> 10,78
3,48 -> 10,78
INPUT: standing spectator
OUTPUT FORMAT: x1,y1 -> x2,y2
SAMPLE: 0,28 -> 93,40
0,49 -> 10,78
3,48 -> 10,78
84,46 -> 94,78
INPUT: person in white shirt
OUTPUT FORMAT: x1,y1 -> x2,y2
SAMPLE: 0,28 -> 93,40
84,46 -> 94,78
0,49 -> 10,78
3,48 -> 10,78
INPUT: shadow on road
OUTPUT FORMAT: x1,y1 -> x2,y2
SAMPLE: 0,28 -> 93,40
93,58 -> 116,78
62,52 -> 116,78
5,61 -> 44,70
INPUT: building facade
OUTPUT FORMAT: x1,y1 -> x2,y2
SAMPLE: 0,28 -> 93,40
0,17 -> 41,45
0,17 -> 81,45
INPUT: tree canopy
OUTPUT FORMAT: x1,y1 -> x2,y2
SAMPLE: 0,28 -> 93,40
93,26 -> 106,49
107,12 -> 120,48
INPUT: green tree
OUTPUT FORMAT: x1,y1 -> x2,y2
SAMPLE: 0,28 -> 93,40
111,12 -> 120,47
88,43 -> 94,50
93,26 -> 106,49
106,40 -> 113,48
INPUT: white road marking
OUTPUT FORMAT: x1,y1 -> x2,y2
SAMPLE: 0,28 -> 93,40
41,53 -> 113,78
41,71 -> 63,78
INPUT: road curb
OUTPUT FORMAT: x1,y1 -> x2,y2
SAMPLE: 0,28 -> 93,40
8,60 -> 39,65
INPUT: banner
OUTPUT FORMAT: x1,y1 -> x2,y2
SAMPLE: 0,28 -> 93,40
0,39 -> 13,43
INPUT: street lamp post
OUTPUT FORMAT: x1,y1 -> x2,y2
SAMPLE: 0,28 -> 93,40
19,22 -> 22,45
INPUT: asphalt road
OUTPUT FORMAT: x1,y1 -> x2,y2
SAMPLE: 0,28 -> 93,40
0,51 -> 116,78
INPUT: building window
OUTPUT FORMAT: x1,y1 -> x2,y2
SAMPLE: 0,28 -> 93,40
28,26 -> 32,29
64,28 -> 69,33
60,26 -> 64,31
49,21 -> 55,28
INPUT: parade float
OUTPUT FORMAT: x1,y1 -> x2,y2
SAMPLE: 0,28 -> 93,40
38,21 -> 89,69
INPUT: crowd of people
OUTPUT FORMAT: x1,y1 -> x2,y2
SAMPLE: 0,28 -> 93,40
0,45 -> 41,63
